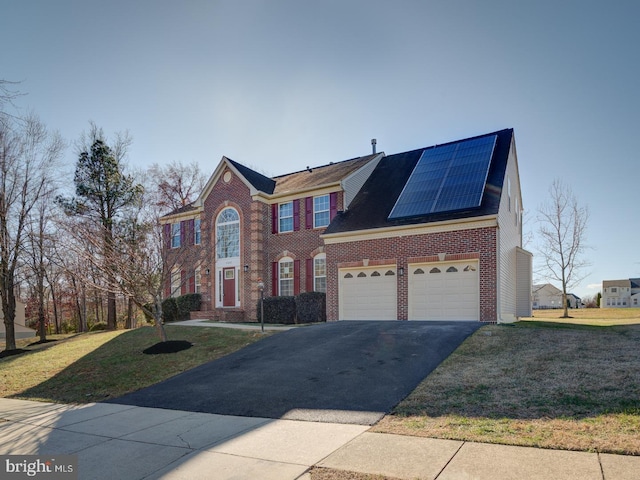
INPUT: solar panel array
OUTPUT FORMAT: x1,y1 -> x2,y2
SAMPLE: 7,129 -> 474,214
388,135 -> 497,219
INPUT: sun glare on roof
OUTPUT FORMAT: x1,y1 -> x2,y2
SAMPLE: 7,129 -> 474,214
388,135 -> 497,219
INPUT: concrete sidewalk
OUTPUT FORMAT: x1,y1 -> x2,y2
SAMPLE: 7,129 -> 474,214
1,398 -> 638,480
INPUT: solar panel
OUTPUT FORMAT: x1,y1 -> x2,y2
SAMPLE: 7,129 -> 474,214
388,135 -> 497,219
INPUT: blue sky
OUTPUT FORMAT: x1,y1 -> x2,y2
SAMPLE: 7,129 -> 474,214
2,0 -> 638,299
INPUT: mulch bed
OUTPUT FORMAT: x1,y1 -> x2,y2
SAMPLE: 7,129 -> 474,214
143,340 -> 192,355
0,349 -> 30,359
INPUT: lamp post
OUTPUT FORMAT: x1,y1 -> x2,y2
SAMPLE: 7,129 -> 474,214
257,279 -> 265,333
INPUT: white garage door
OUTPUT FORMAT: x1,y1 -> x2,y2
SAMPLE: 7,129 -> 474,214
339,267 -> 397,320
408,261 -> 479,321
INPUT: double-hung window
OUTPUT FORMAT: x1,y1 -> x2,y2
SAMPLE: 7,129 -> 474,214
194,219 -> 201,245
171,223 -> 181,248
314,255 -> 326,293
279,202 -> 293,233
279,259 -> 294,296
314,195 -> 330,228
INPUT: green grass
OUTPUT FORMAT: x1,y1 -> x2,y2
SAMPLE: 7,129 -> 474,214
373,310 -> 640,456
0,326 -> 267,403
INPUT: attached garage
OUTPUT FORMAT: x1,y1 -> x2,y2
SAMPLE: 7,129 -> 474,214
408,260 -> 479,321
339,266 -> 397,320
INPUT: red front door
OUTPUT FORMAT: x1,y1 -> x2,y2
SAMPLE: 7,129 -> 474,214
223,267 -> 236,307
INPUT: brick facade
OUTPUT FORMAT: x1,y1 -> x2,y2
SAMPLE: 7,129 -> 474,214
162,130 -> 525,324
325,227 -> 498,322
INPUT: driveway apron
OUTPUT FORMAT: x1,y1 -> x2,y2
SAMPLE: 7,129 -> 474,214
107,321 -> 481,425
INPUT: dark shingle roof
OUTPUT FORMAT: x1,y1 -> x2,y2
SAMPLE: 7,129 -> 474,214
226,157 -> 276,194
324,129 -> 514,234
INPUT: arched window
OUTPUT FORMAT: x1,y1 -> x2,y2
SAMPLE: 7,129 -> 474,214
216,208 -> 239,259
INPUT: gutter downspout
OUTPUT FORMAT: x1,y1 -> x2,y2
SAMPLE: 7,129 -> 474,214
496,225 -> 502,323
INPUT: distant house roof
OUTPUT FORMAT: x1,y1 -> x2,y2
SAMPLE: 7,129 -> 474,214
603,279 -> 631,288
272,154 -> 379,195
533,283 -> 562,294
324,129 -> 514,235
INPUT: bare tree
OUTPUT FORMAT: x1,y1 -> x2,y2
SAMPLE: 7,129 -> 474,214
0,79 -> 24,129
537,179 -> 590,318
147,160 -> 206,213
0,114 -> 64,351
24,181 -> 62,341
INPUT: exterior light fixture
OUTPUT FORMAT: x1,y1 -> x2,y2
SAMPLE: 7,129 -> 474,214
244,265 -> 249,273
399,267 -> 404,276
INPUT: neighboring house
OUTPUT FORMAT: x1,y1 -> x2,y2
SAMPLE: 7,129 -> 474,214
161,128 -> 532,323
532,284 -> 563,309
0,299 -> 33,340
566,293 -> 582,309
602,278 -> 640,308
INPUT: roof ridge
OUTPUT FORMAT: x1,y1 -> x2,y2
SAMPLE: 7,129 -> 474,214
272,153 -> 378,179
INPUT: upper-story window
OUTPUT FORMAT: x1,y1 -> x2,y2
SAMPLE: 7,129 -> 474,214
216,208 -> 240,259
194,219 -> 201,245
611,287 -> 617,293
279,202 -> 294,233
171,223 -> 181,248
314,195 -> 330,228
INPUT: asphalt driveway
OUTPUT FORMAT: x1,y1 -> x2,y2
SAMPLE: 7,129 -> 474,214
107,321 -> 482,425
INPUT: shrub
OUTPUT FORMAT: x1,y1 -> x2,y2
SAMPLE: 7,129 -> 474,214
295,292 -> 326,324
89,322 -> 108,332
257,296 -> 296,324
176,293 -> 201,320
161,297 -> 179,323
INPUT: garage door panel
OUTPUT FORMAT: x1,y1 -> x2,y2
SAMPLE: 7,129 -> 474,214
339,267 -> 397,320
409,261 -> 479,321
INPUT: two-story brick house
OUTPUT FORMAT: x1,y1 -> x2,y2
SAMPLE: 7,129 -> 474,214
161,128 -> 532,323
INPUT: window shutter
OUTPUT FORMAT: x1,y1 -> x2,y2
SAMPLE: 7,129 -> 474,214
271,204 -> 278,234
180,221 -> 186,247
293,200 -> 300,231
189,270 -> 195,293
187,219 -> 195,245
329,192 -> 337,221
181,270 -> 187,295
306,258 -> 314,292
272,262 -> 278,296
305,197 -> 313,229
163,224 -> 171,250
294,260 -> 300,295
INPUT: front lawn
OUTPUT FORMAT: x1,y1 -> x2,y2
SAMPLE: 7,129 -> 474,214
0,326 -> 266,404
372,309 -> 640,455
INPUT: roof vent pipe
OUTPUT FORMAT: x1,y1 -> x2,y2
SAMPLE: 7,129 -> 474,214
371,138 -> 377,154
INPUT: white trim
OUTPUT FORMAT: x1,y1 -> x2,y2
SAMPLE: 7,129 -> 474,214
322,215 -> 498,244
